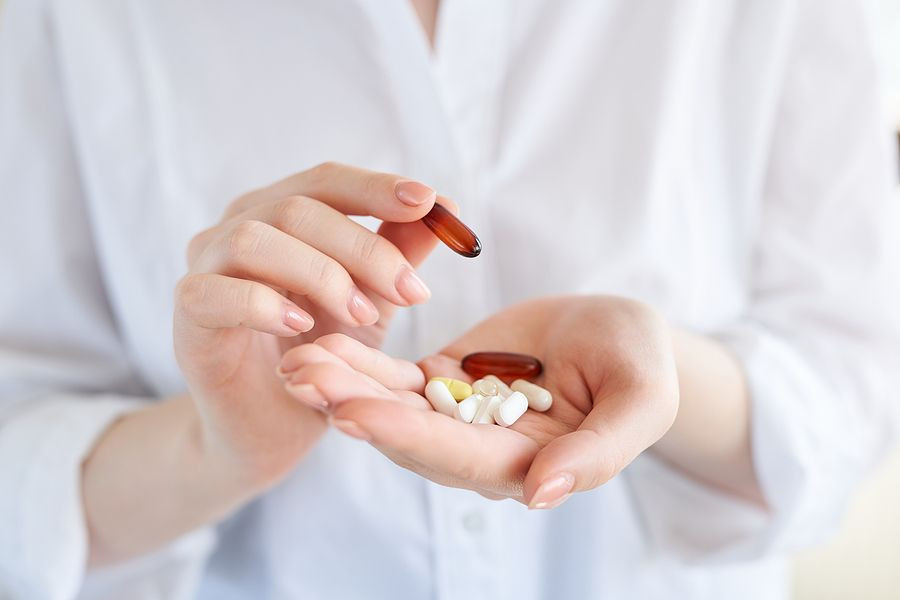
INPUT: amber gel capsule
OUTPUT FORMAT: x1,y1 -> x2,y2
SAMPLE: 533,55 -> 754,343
460,352 -> 543,381
421,202 -> 482,258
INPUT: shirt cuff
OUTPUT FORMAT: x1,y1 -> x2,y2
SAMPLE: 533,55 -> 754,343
0,396 -> 147,599
627,324 -> 874,563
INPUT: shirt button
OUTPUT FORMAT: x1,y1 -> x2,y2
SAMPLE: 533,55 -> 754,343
461,511 -> 485,533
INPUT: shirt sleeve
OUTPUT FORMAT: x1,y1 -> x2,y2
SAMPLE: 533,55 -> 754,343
626,0 -> 900,561
0,2 -> 212,599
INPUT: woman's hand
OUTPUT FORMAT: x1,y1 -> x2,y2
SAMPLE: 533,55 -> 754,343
278,296 -> 680,508
174,162 -> 445,490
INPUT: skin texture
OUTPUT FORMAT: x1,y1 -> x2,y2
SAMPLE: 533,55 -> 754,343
279,296 -> 762,509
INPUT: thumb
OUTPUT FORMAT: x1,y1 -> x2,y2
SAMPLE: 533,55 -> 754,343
522,382 -> 676,509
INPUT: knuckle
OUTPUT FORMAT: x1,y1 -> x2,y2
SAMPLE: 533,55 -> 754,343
307,161 -> 340,184
226,220 -> 267,263
272,196 -> 316,232
308,253 -> 344,290
174,274 -> 207,318
350,231 -> 388,265
240,283 -> 270,326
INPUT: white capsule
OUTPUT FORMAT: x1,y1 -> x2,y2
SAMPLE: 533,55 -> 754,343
456,394 -> 482,423
483,375 -> 512,398
511,379 -> 553,412
425,379 -> 457,416
494,391 -> 529,427
473,395 -> 503,424
471,378 -> 498,397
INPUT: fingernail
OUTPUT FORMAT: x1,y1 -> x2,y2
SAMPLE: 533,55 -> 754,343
395,265 -> 431,305
330,418 -> 371,441
283,303 -> 314,333
347,287 -> 379,325
529,472 -> 575,510
285,382 -> 329,410
395,181 -> 436,207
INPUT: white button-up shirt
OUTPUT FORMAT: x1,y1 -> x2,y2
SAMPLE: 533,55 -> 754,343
1,1 -> 899,599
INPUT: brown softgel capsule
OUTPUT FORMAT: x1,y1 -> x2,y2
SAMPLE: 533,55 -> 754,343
460,352 -> 543,381
421,202 -> 482,258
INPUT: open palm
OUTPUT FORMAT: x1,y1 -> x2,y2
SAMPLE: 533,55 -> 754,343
280,295 -> 679,508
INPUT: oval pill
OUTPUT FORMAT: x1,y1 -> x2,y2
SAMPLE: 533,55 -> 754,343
494,391 -> 528,427
456,394 -> 482,423
460,352 -> 543,381
429,377 -> 473,401
511,379 -> 553,412
424,379 -> 458,416
421,202 -> 482,258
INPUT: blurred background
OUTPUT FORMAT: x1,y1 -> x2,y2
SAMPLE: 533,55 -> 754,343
0,1 -> 897,598
793,2 -> 899,598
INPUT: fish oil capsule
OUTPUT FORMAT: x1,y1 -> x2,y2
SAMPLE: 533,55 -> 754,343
483,375 -> 512,398
493,391 -> 528,427
429,377 -> 473,401
456,394 -> 482,423
461,352 -> 543,381
471,378 -> 498,397
473,395 -> 503,424
421,202 -> 482,258
511,380 -> 553,412
424,379 -> 457,416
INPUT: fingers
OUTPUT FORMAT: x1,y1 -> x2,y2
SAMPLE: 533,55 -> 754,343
281,352 -> 430,411
231,162 -> 437,222
174,273 -> 313,336
522,381 -> 678,509
191,219 -> 381,327
245,195 -> 432,306
330,397 -> 540,498
284,333 -> 425,391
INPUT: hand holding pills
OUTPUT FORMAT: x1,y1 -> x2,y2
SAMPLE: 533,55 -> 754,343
279,296 -> 680,509
172,162 -> 478,490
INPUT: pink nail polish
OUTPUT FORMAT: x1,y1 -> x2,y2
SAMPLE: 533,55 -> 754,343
330,418 -> 372,441
395,181 -> 436,207
347,287 -> 379,325
283,303 -> 314,333
529,472 -> 575,509
395,265 -> 431,305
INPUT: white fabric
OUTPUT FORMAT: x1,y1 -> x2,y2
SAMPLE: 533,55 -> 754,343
1,0 -> 899,599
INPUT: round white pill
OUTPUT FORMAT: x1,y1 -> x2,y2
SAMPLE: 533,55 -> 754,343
425,379 -> 458,416
494,391 -> 528,427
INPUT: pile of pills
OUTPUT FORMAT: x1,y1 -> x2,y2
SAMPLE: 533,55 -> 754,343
424,352 -> 552,427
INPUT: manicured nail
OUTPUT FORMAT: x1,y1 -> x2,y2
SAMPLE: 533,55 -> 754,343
528,472 -> 575,510
330,418 -> 371,441
285,382 -> 329,410
395,181 -> 436,207
347,287 -> 379,325
395,264 -> 431,305
283,303 -> 314,333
